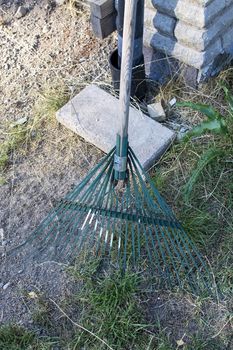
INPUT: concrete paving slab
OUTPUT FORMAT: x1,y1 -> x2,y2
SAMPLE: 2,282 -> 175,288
56,84 -> 175,169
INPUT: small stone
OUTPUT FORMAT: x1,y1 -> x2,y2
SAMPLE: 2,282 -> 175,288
3,282 -> 11,290
31,130 -> 37,138
15,6 -> 28,19
168,97 -> 177,108
180,126 -> 189,133
0,228 -> 3,241
4,63 -> 10,70
42,25 -> 50,34
147,102 -> 166,122
176,339 -> 185,347
55,0 -> 66,5
10,116 -> 28,127
28,291 -> 38,299
177,127 -> 190,141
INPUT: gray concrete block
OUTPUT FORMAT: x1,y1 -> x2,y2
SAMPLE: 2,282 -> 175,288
143,46 -> 180,84
152,0 -> 178,17
152,0 -> 226,28
153,12 -> 176,36
56,85 -> 175,170
174,3 -> 233,51
225,0 -> 233,6
144,8 -> 155,30
145,28 -> 223,68
190,0 -> 215,6
145,8 -> 176,37
222,25 -> 233,51
145,0 -> 155,10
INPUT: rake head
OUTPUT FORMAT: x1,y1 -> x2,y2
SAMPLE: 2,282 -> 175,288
9,146 -> 212,293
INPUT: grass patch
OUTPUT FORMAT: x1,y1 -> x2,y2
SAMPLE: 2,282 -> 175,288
0,324 -> 56,350
0,84 -> 70,176
0,125 -> 28,172
31,296 -> 54,330
152,136 -> 232,292
151,72 -> 233,296
68,259 -> 149,349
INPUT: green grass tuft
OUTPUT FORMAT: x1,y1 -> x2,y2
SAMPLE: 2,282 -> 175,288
0,324 -> 56,350
69,263 -> 148,349
0,84 -> 70,173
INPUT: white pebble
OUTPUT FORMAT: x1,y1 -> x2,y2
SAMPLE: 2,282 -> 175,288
3,282 -> 11,290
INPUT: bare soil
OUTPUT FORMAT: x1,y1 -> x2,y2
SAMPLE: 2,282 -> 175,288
0,0 -> 115,326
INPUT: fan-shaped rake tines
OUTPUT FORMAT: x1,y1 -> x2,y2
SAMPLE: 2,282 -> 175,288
9,146 -> 212,294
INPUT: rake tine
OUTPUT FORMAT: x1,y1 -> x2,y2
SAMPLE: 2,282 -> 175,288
163,226 -> 198,292
128,158 -> 169,281
117,184 -> 129,267
128,159 -> 151,265
175,226 -> 212,292
122,180 -> 131,271
12,151 -> 115,257
86,174 -> 116,256
64,159 -> 115,261
107,189 -> 119,259
130,169 -> 162,275
128,148 -> 211,291
94,175 -> 115,256
129,148 -> 174,218
101,177 -> 115,256
83,167 -> 114,257
19,152 -> 115,262
65,147 -> 115,201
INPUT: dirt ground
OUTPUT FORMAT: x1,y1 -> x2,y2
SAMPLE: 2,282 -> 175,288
0,0 -> 115,325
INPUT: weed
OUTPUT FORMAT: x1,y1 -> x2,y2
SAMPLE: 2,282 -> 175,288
177,84 -> 233,193
0,84 -> 70,173
32,297 -> 54,330
32,85 -> 70,131
183,146 -> 224,203
68,259 -> 149,349
177,101 -> 229,137
0,176 -> 6,185
0,125 -> 28,172
186,335 -> 224,350
0,324 -> 56,350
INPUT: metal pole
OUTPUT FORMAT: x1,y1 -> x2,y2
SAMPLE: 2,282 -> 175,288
117,0 -> 145,68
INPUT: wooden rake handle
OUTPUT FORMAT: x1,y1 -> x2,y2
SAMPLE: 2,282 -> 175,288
118,0 -> 138,156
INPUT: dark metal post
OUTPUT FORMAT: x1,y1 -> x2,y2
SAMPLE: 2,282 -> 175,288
117,0 -> 145,68
109,0 -> 147,100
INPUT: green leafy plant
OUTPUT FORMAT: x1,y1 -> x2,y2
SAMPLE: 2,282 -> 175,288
177,83 -> 233,203
177,101 -> 229,136
221,83 -> 233,115
177,83 -> 233,138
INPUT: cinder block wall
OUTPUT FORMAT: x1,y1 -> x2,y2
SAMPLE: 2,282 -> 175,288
144,0 -> 233,82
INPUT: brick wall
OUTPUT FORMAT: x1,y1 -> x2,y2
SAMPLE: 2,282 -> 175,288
144,0 -> 233,81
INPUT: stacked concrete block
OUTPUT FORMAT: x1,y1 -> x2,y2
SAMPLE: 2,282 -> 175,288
144,0 -> 233,82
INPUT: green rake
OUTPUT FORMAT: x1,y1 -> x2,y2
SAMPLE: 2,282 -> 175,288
10,0 -> 212,293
